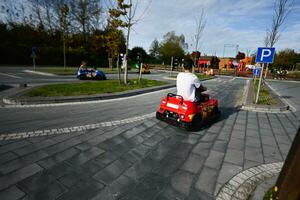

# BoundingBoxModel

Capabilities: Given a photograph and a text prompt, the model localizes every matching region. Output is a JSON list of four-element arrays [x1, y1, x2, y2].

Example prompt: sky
[[127, 0, 300, 57]]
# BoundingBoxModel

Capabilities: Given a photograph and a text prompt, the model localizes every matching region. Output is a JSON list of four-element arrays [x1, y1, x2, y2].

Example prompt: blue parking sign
[[256, 47, 275, 63], [253, 68, 260, 76]]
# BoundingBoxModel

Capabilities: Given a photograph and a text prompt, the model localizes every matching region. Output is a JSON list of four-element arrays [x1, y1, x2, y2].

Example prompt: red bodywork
[[156, 93, 219, 130]]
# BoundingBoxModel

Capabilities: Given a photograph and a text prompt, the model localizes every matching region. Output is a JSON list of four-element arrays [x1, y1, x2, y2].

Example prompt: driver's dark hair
[[183, 58, 194, 70]]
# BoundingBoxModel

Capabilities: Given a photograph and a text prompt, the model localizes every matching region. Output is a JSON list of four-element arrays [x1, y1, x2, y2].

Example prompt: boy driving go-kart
[[156, 58, 220, 130]]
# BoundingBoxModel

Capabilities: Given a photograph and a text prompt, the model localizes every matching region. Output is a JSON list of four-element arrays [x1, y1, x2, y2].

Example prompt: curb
[[3, 84, 175, 105], [216, 162, 283, 200], [241, 80, 289, 113]]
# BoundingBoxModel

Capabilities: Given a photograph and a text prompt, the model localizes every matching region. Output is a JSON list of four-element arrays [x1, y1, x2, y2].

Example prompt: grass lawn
[[170, 73, 214, 80], [35, 67, 129, 75], [196, 73, 215, 80], [253, 80, 278, 105], [263, 187, 273, 200], [24, 79, 167, 97]]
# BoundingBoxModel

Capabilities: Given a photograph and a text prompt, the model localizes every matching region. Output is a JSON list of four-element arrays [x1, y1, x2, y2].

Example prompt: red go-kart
[[156, 92, 220, 131]]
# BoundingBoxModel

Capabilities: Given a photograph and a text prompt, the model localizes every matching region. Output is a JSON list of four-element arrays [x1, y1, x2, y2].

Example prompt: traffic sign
[[256, 47, 275, 63], [253, 68, 260, 76]]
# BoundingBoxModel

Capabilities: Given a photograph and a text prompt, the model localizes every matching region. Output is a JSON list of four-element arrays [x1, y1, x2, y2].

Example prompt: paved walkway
[[0, 77, 299, 200], [0, 109, 298, 200]]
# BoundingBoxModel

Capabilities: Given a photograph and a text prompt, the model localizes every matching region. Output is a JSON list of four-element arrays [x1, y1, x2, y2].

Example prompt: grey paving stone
[[245, 146, 264, 163], [277, 143, 291, 158], [0, 140, 32, 154], [224, 148, 244, 166], [143, 134, 164, 147], [122, 126, 146, 139], [204, 150, 224, 170], [90, 187, 114, 200], [123, 144, 152, 163], [192, 142, 213, 157], [227, 137, 244, 151], [171, 170, 194, 195], [44, 137, 81, 156], [231, 130, 245, 140], [94, 151, 118, 167], [275, 135, 291, 145], [127, 173, 166, 200], [17, 170, 56, 193], [200, 132, 218, 142], [182, 134, 201, 145], [246, 129, 259, 137], [148, 137, 177, 162], [245, 136, 261, 148], [155, 185, 186, 200], [221, 125, 233, 132], [195, 167, 218, 194], [0, 151, 18, 165], [74, 142, 91, 151], [262, 145, 283, 162], [128, 135, 145, 146], [244, 160, 261, 169], [27, 180, 66, 200], [261, 135, 277, 147], [0, 186, 25, 200], [38, 148, 80, 169], [66, 147, 105, 166], [217, 131, 231, 141], [57, 179, 104, 200], [153, 155, 184, 177], [217, 162, 243, 184], [108, 175, 136, 199], [93, 159, 131, 185], [212, 140, 228, 153], [98, 136, 127, 150], [0, 150, 48, 175], [207, 126, 222, 134], [0, 163, 43, 190], [13, 139, 57, 156], [181, 153, 205, 174], [124, 158, 159, 181], [187, 188, 214, 200], [247, 123, 259, 130]]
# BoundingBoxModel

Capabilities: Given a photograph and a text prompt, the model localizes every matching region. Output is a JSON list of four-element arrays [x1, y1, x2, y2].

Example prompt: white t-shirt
[[176, 72, 201, 102]]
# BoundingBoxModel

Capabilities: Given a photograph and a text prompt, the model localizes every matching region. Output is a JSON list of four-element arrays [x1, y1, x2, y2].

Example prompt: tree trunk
[[63, 36, 66, 71], [108, 57, 113, 71], [124, 0, 132, 85]]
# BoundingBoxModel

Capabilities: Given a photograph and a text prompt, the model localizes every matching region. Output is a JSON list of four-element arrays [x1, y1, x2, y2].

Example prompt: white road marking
[[266, 82, 297, 112], [0, 72, 21, 79], [23, 70, 56, 76], [0, 112, 156, 141]]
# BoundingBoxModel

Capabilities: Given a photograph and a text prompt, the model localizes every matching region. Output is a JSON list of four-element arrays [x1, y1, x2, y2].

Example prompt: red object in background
[[156, 93, 220, 130], [192, 51, 201, 59], [198, 60, 209, 65]]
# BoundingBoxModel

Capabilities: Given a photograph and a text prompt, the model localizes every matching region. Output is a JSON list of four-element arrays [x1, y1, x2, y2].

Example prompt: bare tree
[[193, 8, 206, 53], [107, 0, 152, 84], [264, 0, 293, 78], [192, 8, 206, 72], [70, 0, 102, 46], [32, 0, 44, 29], [44, 1, 55, 33]]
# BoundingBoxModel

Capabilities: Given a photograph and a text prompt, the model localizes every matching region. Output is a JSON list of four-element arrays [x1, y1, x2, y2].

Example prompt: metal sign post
[[31, 52, 37, 71], [255, 63, 264, 104], [170, 56, 174, 77]]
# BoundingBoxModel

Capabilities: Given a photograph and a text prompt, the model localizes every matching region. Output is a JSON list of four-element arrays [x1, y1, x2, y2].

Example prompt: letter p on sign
[[256, 47, 275, 63]]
